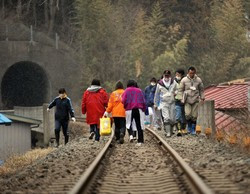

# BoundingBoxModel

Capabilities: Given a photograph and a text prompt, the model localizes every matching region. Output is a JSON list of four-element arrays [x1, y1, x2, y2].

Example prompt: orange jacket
[[106, 89, 126, 117]]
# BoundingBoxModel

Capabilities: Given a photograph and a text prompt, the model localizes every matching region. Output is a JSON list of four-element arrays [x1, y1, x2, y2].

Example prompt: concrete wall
[[0, 122, 31, 160], [14, 105, 55, 145], [197, 100, 216, 136], [14, 106, 44, 133], [0, 40, 81, 109]]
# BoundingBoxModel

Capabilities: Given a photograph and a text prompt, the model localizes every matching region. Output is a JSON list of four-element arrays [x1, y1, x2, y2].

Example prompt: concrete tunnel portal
[[1, 61, 50, 109]]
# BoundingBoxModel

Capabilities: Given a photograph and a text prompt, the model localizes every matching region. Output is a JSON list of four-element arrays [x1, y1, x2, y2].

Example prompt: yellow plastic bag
[[100, 117, 111, 136]]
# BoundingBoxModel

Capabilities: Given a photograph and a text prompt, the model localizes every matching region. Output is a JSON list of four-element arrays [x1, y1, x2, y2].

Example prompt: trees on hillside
[[199, 0, 250, 84], [1, 0, 249, 88], [0, 0, 76, 44]]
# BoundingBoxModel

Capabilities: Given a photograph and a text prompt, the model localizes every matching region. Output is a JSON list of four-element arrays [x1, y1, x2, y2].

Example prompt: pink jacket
[[122, 87, 146, 112]]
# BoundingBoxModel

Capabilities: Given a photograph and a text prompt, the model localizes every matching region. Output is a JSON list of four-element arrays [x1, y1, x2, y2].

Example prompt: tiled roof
[[205, 83, 249, 110], [215, 111, 245, 131]]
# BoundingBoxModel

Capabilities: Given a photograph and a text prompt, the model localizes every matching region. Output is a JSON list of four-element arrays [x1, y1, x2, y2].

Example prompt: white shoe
[[129, 135, 133, 142], [166, 133, 171, 137], [136, 143, 142, 146]]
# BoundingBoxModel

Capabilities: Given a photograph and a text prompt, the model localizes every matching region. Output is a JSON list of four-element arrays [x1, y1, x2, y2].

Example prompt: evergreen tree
[[202, 0, 250, 84], [147, 1, 167, 57], [152, 37, 188, 76], [129, 8, 153, 86], [75, 0, 114, 88]]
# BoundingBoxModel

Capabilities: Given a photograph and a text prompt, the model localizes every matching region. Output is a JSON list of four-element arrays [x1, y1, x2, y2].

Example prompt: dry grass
[[0, 148, 54, 176], [216, 127, 250, 151]]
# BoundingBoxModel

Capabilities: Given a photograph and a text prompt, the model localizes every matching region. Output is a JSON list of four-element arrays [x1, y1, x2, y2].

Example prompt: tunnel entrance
[[1, 61, 49, 108]]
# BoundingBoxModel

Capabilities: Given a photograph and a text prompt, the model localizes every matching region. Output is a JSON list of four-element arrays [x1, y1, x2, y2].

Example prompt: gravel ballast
[[0, 122, 109, 193], [156, 129, 250, 193], [1, 121, 249, 193]]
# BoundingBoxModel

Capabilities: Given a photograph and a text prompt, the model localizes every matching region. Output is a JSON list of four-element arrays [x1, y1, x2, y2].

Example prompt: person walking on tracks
[[47, 88, 76, 147], [122, 80, 146, 146], [153, 78, 164, 131], [103, 81, 126, 144], [179, 66, 205, 135], [174, 69, 187, 136], [144, 77, 157, 128], [154, 70, 177, 137], [82, 79, 109, 141]]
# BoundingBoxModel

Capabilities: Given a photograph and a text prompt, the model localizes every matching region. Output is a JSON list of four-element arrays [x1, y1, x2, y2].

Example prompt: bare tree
[[33, 0, 37, 26], [17, 0, 22, 19], [44, 0, 49, 28], [48, 0, 56, 35]]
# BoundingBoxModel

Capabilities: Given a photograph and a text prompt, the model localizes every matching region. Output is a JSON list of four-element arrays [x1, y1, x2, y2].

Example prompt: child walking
[[122, 80, 146, 146], [104, 81, 126, 144]]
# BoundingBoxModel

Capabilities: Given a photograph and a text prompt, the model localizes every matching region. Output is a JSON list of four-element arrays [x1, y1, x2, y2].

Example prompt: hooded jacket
[[106, 89, 126, 117], [82, 85, 109, 125], [154, 78, 177, 108], [179, 74, 205, 104]]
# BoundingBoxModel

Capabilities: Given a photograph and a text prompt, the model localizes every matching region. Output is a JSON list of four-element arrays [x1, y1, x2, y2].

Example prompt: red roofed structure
[[215, 111, 245, 131], [204, 78, 250, 132], [205, 84, 248, 110]]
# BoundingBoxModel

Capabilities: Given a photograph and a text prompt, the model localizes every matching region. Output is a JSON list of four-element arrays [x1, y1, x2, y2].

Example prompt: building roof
[[0, 113, 12, 125], [215, 111, 245, 131], [205, 81, 249, 110], [3, 113, 41, 125], [205, 78, 249, 132]]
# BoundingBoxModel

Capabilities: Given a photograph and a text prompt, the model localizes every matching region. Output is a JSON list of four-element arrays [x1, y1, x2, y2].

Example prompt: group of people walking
[[47, 66, 204, 147], [145, 67, 205, 137], [83, 79, 146, 146]]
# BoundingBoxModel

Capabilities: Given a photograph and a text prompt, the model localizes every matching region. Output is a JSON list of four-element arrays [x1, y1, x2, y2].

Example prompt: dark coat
[[48, 96, 75, 121], [144, 85, 156, 107]]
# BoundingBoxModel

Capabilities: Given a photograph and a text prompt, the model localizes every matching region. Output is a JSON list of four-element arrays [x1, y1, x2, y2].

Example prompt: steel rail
[[69, 126, 214, 194], [146, 127, 214, 194], [69, 129, 114, 194]]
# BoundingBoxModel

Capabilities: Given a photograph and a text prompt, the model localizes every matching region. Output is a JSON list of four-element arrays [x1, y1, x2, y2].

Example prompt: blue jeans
[[175, 104, 185, 123], [175, 104, 186, 130], [90, 124, 100, 141]]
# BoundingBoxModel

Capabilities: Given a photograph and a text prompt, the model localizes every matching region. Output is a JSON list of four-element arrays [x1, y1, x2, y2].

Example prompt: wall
[[14, 106, 44, 133], [196, 100, 216, 136], [14, 106, 55, 146], [0, 40, 81, 109], [0, 122, 31, 160]]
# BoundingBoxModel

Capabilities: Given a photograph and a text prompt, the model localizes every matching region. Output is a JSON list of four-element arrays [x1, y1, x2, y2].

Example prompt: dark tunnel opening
[[1, 61, 49, 108]]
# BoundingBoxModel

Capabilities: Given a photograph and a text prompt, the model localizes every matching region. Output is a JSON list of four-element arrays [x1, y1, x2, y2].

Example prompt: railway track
[[1, 121, 244, 194], [1, 117, 246, 193], [69, 128, 214, 194]]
